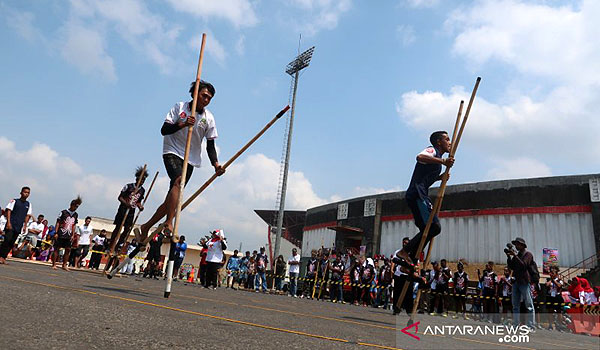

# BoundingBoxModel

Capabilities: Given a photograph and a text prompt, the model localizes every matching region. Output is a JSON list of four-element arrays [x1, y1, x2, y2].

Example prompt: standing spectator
[[26, 214, 44, 248], [329, 253, 345, 303], [392, 237, 414, 315], [89, 229, 107, 270], [74, 216, 93, 268], [288, 248, 301, 297], [479, 261, 498, 321], [506, 237, 536, 328], [0, 187, 32, 264], [304, 250, 318, 299], [377, 258, 392, 309], [46, 225, 56, 242], [205, 230, 227, 289], [145, 229, 165, 279], [497, 267, 514, 324], [350, 257, 363, 305], [254, 247, 268, 292], [545, 266, 565, 331], [226, 250, 241, 289], [51, 197, 81, 271], [40, 219, 49, 242], [172, 236, 187, 280], [120, 239, 139, 275], [453, 261, 469, 319], [198, 238, 208, 286], [0, 208, 7, 239], [433, 259, 451, 317], [361, 258, 375, 307], [239, 251, 250, 289], [274, 255, 286, 291], [316, 250, 330, 300]]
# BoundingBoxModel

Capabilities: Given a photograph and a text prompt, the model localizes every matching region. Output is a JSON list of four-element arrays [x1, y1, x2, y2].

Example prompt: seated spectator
[[12, 237, 34, 259], [36, 243, 52, 262], [568, 277, 597, 304]]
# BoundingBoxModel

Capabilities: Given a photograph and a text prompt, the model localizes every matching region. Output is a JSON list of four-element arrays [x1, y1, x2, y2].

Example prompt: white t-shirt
[[92, 235, 105, 247], [27, 221, 45, 239], [288, 254, 301, 274], [0, 215, 6, 231], [162, 102, 218, 167], [393, 249, 407, 277], [206, 239, 224, 263], [77, 225, 94, 245]]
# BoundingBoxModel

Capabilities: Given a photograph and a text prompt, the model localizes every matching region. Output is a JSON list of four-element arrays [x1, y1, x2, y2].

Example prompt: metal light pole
[[273, 46, 315, 266]]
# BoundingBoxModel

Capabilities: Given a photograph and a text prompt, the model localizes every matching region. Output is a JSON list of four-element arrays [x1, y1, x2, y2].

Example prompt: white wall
[[380, 212, 595, 267], [301, 227, 336, 258]]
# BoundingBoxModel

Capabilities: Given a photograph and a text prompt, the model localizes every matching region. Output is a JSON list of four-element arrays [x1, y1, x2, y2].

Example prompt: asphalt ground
[[0, 258, 599, 350]]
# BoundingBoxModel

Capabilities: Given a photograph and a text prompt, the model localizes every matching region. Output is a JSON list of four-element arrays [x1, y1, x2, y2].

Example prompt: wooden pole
[[142, 105, 290, 246], [395, 77, 481, 314], [165, 33, 207, 298]]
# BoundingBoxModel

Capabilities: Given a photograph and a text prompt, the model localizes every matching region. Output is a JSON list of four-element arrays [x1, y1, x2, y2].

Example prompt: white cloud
[[189, 33, 228, 67], [59, 21, 117, 81], [287, 0, 352, 36], [2, 6, 42, 42], [486, 157, 552, 181], [403, 0, 440, 8], [235, 35, 246, 55], [445, 0, 600, 85], [397, 0, 600, 175], [0, 137, 327, 249], [397, 24, 416, 46], [165, 0, 258, 27]]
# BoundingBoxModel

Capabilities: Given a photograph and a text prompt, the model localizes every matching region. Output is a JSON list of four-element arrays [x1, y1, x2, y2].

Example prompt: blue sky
[[1, 0, 598, 249]]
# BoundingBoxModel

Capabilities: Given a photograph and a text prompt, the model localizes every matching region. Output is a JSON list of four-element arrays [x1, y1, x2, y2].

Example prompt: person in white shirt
[[288, 248, 301, 297], [136, 81, 225, 247], [26, 214, 45, 247], [203, 230, 227, 289], [75, 216, 94, 268], [0, 208, 7, 234]]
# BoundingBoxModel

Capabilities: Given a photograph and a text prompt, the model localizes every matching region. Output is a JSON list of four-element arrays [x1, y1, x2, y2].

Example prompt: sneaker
[[429, 312, 437, 316], [442, 313, 448, 318]]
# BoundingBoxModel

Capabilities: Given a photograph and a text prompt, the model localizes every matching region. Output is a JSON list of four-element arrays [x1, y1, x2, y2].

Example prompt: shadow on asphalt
[[83, 285, 155, 298], [341, 315, 396, 326]]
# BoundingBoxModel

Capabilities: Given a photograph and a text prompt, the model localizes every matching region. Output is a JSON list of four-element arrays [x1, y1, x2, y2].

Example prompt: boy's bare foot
[[62, 266, 70, 271], [0, 257, 6, 264], [52, 266, 58, 270]]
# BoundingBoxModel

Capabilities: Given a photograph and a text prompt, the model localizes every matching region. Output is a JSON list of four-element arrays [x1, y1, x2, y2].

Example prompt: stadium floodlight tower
[[272, 46, 315, 266]]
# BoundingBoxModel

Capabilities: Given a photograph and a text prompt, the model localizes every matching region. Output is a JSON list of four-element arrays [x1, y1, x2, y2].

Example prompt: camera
[[504, 243, 516, 255]]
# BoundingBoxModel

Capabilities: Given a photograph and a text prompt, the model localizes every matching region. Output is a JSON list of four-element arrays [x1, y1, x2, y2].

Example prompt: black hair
[[402, 236, 410, 242], [71, 196, 83, 206], [21, 186, 30, 192], [38, 214, 44, 218], [429, 131, 448, 146], [135, 166, 149, 180], [85, 216, 92, 221], [180, 235, 186, 241], [440, 259, 447, 263], [189, 80, 215, 98]]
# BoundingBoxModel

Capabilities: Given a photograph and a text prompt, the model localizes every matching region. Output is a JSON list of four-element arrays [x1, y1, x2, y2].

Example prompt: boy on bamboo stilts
[[135, 81, 224, 245], [104, 166, 148, 271], [394, 131, 454, 275]]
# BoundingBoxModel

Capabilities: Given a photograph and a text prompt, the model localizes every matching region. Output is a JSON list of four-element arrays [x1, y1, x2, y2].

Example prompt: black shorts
[[114, 206, 135, 228], [54, 237, 72, 249], [163, 154, 194, 190], [147, 249, 161, 263]]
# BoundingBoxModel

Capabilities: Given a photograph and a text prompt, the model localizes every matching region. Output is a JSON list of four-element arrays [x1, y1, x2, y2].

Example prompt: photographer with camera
[[505, 237, 537, 329]]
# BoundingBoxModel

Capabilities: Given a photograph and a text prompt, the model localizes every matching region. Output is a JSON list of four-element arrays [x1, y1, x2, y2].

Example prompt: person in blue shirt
[[0, 187, 32, 264], [226, 250, 241, 289], [172, 235, 187, 281], [395, 131, 454, 273]]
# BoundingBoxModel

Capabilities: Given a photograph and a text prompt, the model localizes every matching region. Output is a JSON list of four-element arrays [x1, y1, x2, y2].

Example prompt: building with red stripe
[[300, 174, 600, 267]]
